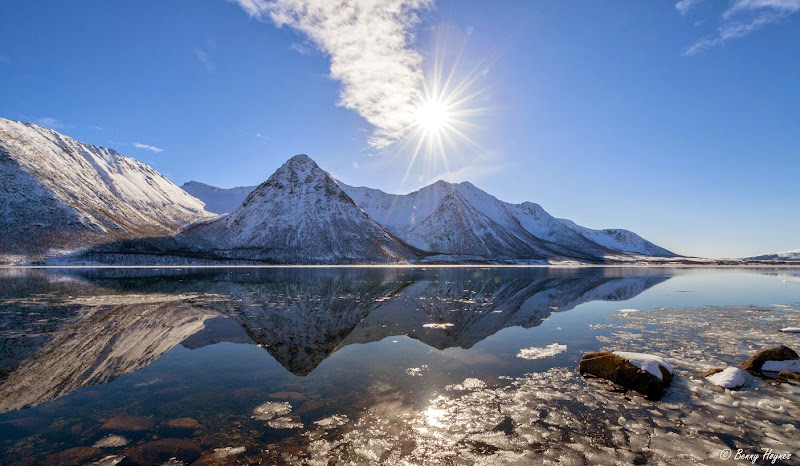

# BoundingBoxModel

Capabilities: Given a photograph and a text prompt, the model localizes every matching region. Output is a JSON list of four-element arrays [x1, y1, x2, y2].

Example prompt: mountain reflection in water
[[0, 267, 667, 413]]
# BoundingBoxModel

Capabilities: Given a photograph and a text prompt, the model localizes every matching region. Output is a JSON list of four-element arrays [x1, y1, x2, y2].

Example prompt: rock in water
[[740, 345, 799, 374], [100, 415, 154, 432], [579, 351, 673, 400], [121, 438, 202, 465], [164, 417, 200, 429], [44, 447, 103, 466], [704, 367, 746, 389]]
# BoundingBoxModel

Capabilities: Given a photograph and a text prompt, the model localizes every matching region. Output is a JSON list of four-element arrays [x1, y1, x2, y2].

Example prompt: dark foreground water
[[0, 267, 798, 465]]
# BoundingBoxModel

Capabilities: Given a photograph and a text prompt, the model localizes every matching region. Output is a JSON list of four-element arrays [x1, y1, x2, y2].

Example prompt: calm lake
[[0, 267, 798, 465]]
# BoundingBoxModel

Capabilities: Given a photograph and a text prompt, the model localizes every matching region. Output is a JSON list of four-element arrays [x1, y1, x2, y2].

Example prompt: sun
[[414, 97, 452, 134]]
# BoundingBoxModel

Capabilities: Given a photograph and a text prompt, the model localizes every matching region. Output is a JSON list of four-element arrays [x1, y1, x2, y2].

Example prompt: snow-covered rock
[[180, 181, 257, 214], [0, 118, 213, 263], [761, 360, 800, 372], [178, 155, 420, 263], [704, 367, 746, 389], [612, 351, 674, 380], [339, 179, 675, 262], [780, 327, 800, 333]]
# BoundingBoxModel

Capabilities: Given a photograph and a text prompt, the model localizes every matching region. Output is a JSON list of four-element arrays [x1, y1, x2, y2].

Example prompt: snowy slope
[[340, 180, 674, 261], [178, 155, 421, 263], [180, 180, 257, 214], [0, 118, 213, 263], [745, 249, 800, 261]]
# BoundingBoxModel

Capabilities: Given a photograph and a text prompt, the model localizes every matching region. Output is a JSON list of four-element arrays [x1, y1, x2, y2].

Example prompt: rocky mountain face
[[180, 181, 257, 214], [1, 118, 675, 264], [176, 155, 423, 263], [340, 180, 675, 262], [0, 118, 213, 264]]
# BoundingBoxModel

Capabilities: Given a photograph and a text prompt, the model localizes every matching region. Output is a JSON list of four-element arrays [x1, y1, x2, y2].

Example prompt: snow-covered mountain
[[177, 155, 422, 263], [0, 118, 213, 264], [339, 180, 674, 262], [744, 249, 800, 261], [180, 180, 257, 214]]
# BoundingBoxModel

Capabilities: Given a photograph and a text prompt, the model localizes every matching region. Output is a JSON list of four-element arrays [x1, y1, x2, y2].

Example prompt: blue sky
[[1, 1, 798, 258]]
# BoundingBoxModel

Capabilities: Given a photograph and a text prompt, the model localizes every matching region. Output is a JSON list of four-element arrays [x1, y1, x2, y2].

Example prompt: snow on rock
[[339, 179, 675, 262], [612, 352, 674, 380], [517, 343, 567, 360], [179, 155, 420, 264], [761, 360, 800, 372], [180, 181, 257, 214], [745, 249, 800, 261], [704, 367, 746, 389], [779, 327, 800, 333], [0, 118, 213, 263]]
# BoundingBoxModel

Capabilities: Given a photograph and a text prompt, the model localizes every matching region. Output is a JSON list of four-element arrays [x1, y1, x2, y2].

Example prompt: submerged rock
[[579, 351, 672, 400], [100, 415, 154, 432], [192, 446, 246, 466], [740, 345, 799, 374], [164, 417, 201, 429], [121, 438, 202, 465], [704, 367, 746, 389], [44, 447, 103, 466]]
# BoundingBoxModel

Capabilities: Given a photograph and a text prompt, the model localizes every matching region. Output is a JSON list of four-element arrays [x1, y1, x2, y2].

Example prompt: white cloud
[[256, 132, 271, 141], [352, 161, 360, 169], [33, 117, 69, 129], [231, 0, 432, 149], [675, 0, 704, 15], [133, 142, 165, 153], [680, 0, 800, 55]]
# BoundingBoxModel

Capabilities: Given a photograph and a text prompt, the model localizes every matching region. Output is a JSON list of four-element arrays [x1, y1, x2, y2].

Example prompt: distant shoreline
[[3, 263, 800, 269]]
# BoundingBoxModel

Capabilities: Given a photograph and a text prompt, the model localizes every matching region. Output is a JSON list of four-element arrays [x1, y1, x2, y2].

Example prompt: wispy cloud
[[675, 0, 704, 15], [194, 37, 217, 72], [33, 117, 69, 130], [133, 142, 165, 153], [679, 0, 800, 55], [0, 53, 8, 64], [231, 0, 432, 149]]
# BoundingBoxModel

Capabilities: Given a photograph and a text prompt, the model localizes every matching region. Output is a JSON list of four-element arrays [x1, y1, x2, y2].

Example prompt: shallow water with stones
[[0, 267, 798, 465]]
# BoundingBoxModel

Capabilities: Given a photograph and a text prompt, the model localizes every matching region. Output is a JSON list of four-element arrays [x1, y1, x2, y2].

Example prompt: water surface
[[0, 267, 798, 464]]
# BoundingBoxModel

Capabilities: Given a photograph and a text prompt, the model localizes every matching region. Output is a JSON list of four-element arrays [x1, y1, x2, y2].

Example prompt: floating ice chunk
[[213, 447, 246, 459], [779, 327, 800, 333], [705, 367, 746, 389], [93, 435, 129, 448], [268, 416, 303, 429], [446, 378, 487, 391], [253, 401, 292, 420], [517, 343, 567, 360], [314, 414, 349, 428], [613, 352, 673, 380], [761, 360, 800, 372]]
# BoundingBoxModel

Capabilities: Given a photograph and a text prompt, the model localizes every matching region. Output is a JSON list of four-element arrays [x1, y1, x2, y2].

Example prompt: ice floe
[[517, 343, 567, 360]]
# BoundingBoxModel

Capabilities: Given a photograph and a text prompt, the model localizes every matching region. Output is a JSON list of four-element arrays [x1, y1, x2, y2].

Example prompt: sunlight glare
[[415, 98, 452, 134]]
